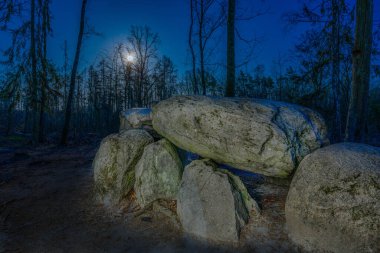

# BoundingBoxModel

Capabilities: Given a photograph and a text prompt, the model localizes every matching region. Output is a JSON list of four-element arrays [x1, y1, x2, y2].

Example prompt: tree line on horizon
[[0, 0, 379, 145]]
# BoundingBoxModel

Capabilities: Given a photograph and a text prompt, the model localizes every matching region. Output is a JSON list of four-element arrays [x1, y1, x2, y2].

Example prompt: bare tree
[[0, 0, 51, 140], [0, 0, 22, 29], [225, 0, 235, 97], [191, 0, 225, 95], [117, 44, 133, 109], [38, 0, 51, 143], [61, 0, 87, 145], [345, 0, 373, 142], [30, 0, 38, 142], [271, 53, 287, 101], [331, 0, 342, 141], [126, 26, 159, 107], [189, 0, 199, 94], [152, 56, 177, 100], [63, 40, 69, 103], [285, 0, 353, 142]]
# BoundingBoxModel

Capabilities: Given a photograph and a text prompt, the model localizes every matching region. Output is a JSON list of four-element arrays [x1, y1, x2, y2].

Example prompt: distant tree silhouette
[[188, 0, 199, 95], [30, 0, 38, 142], [345, 0, 373, 142], [189, 0, 225, 95], [225, 0, 235, 97], [285, 0, 354, 142], [61, 0, 87, 145]]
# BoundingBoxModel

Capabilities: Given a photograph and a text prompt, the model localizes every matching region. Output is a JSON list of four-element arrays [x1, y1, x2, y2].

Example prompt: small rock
[[120, 108, 152, 131]]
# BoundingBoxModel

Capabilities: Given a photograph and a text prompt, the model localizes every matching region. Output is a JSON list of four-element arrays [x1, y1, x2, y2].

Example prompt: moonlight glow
[[126, 54, 134, 62]]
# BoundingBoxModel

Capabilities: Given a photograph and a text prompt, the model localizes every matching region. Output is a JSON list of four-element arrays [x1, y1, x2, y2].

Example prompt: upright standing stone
[[134, 139, 183, 207], [93, 129, 153, 205], [177, 159, 260, 242]]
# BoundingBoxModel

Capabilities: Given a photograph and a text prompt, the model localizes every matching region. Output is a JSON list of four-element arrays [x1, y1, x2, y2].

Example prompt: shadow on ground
[[0, 143, 299, 253]]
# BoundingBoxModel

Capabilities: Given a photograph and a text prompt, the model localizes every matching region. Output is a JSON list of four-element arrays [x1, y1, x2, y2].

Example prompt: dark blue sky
[[49, 0, 309, 73], [1, 0, 379, 75]]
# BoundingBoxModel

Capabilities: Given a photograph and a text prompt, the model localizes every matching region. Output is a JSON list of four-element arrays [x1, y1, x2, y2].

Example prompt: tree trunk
[[331, 0, 342, 142], [345, 0, 373, 142], [38, 0, 49, 143], [23, 103, 29, 133], [189, 0, 199, 95], [200, 47, 206, 95], [127, 65, 133, 108], [30, 0, 38, 143], [225, 0, 235, 97], [199, 0, 206, 95], [6, 106, 13, 136], [60, 0, 87, 145], [63, 40, 68, 105]]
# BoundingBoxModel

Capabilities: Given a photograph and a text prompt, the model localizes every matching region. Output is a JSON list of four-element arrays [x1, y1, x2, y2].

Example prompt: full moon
[[126, 54, 134, 62]]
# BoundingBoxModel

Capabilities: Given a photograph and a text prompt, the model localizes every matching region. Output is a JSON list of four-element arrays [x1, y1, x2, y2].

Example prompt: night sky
[[49, 0, 311, 73], [1, 0, 379, 75]]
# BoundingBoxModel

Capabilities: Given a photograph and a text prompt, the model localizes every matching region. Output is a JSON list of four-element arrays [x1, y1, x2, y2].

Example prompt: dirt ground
[[0, 142, 300, 253]]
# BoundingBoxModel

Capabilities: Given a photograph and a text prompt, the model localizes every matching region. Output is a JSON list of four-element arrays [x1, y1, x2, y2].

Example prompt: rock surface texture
[[152, 96, 329, 178], [285, 143, 380, 253], [134, 139, 183, 207], [177, 159, 260, 242], [120, 108, 152, 131], [93, 130, 154, 205]]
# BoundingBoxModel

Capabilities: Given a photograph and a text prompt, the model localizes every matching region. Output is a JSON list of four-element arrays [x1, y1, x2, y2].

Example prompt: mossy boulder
[[152, 96, 329, 178], [285, 143, 380, 253], [177, 159, 260, 242], [93, 129, 154, 205], [134, 139, 183, 207]]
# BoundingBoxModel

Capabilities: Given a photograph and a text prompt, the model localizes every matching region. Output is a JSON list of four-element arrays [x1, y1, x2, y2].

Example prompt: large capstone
[[134, 139, 183, 208], [177, 159, 260, 242], [285, 143, 380, 253], [93, 129, 154, 205], [120, 108, 152, 131], [152, 96, 329, 178]]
